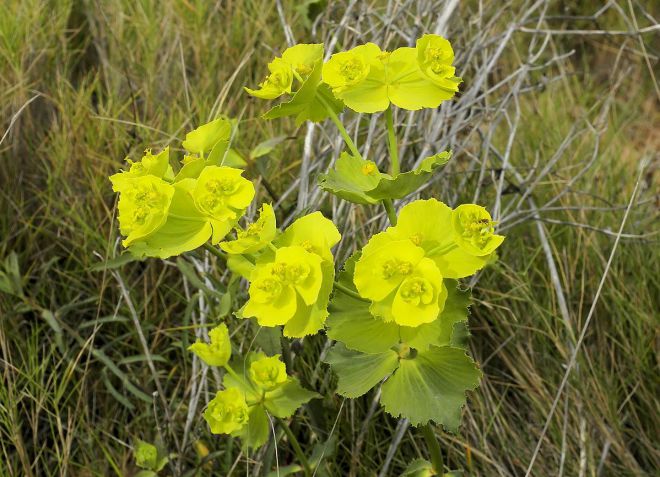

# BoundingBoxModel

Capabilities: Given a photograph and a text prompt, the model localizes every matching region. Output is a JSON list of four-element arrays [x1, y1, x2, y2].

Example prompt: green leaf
[[450, 321, 470, 350], [318, 151, 452, 205], [402, 458, 435, 476], [325, 254, 400, 353], [264, 378, 319, 418], [135, 471, 158, 477], [237, 404, 270, 449], [134, 439, 158, 470], [369, 151, 451, 201], [223, 148, 247, 168], [400, 281, 471, 350], [325, 343, 399, 398], [206, 139, 230, 166], [263, 60, 343, 126], [174, 157, 206, 182], [317, 152, 381, 205], [90, 253, 137, 272], [380, 346, 481, 430], [253, 323, 283, 356], [250, 135, 287, 159], [326, 259, 471, 354]]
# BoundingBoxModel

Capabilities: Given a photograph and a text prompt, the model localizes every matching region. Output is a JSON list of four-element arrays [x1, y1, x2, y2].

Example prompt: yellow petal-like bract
[[203, 387, 249, 435], [220, 203, 277, 254], [245, 57, 294, 100], [249, 354, 288, 391], [451, 204, 505, 256], [188, 323, 232, 367], [243, 212, 340, 337], [182, 118, 232, 155], [321, 35, 461, 113]]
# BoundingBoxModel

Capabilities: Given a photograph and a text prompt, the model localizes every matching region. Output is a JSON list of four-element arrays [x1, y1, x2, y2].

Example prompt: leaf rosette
[[318, 151, 451, 205]]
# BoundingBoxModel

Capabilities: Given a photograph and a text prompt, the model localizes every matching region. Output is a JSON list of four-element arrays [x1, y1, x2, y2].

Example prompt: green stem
[[421, 424, 444, 474], [318, 95, 362, 159], [383, 199, 397, 226], [202, 243, 227, 261], [333, 280, 368, 302], [277, 418, 312, 477], [281, 335, 293, 371], [385, 105, 400, 176]]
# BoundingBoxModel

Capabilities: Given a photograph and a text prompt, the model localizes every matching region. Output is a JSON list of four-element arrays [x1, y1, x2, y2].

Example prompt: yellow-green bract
[[321, 35, 461, 112], [353, 199, 505, 327], [188, 323, 232, 367], [240, 212, 341, 338], [203, 387, 249, 435]]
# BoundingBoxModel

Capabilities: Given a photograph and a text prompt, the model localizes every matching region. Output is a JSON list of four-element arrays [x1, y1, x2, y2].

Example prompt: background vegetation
[[0, 0, 658, 475]]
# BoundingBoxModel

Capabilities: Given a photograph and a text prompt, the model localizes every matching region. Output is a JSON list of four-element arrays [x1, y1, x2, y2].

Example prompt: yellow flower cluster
[[354, 199, 504, 327], [110, 119, 254, 258], [246, 34, 461, 114]]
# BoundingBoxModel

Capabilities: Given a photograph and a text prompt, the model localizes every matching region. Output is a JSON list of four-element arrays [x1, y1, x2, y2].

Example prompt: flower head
[[276, 211, 341, 262], [354, 234, 446, 327], [281, 43, 323, 79], [188, 323, 232, 367], [244, 245, 323, 327], [193, 166, 255, 223], [182, 118, 232, 155], [322, 43, 379, 93], [111, 175, 174, 247], [220, 203, 277, 254], [249, 354, 287, 391], [245, 57, 294, 100], [416, 34, 457, 87], [451, 204, 504, 256], [203, 387, 249, 435]]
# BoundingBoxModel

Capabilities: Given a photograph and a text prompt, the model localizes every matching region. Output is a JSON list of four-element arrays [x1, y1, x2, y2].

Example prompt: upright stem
[[277, 418, 312, 477], [385, 105, 400, 176], [202, 243, 227, 261], [319, 95, 362, 159], [421, 424, 444, 474], [383, 199, 397, 226]]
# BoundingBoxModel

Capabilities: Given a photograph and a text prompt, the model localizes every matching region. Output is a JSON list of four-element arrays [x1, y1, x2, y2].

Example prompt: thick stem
[[277, 418, 312, 477], [385, 105, 400, 176], [421, 424, 444, 474], [383, 199, 397, 226]]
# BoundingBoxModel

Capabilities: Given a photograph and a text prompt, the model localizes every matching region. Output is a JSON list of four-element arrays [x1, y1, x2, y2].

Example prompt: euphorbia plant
[[113, 34, 504, 476]]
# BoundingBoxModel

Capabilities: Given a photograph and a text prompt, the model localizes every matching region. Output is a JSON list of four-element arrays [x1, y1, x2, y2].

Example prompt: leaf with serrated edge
[[325, 343, 399, 398], [318, 151, 451, 205], [326, 254, 400, 353], [318, 152, 381, 205], [380, 345, 481, 430], [369, 151, 451, 201], [237, 404, 269, 449], [327, 258, 471, 354], [264, 378, 319, 418]]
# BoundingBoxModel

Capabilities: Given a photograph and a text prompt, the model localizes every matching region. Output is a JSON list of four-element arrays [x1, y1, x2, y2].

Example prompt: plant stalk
[[383, 199, 397, 226], [385, 105, 400, 175], [202, 243, 227, 261], [319, 95, 362, 159], [421, 424, 444, 474], [277, 418, 312, 477]]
